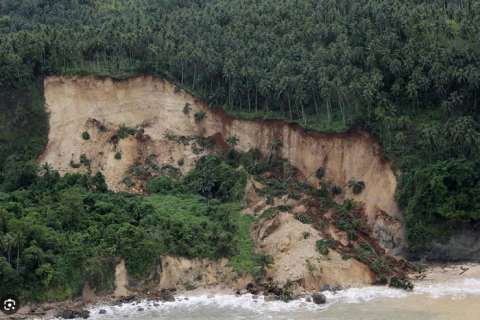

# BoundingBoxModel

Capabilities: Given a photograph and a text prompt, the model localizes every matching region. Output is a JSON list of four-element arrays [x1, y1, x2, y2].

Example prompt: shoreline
[[408, 261, 480, 285], [4, 262, 480, 320]]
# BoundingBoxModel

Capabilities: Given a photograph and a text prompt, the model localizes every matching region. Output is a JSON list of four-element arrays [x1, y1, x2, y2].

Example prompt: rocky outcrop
[[413, 225, 480, 261], [312, 292, 326, 304]]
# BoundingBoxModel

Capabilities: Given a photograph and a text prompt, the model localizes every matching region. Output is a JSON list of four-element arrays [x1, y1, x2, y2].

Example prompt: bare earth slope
[[39, 75, 406, 256]]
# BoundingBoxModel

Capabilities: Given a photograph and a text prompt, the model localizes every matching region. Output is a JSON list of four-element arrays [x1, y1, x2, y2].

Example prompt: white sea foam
[[39, 279, 480, 320], [412, 277, 480, 299]]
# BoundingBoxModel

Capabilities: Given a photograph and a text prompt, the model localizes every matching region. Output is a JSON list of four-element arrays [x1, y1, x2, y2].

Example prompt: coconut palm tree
[[13, 232, 26, 270], [331, 184, 343, 198], [2, 233, 15, 264], [226, 134, 239, 149], [348, 178, 366, 194]]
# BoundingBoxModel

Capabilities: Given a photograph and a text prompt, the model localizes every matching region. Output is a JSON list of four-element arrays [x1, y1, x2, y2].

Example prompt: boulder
[[56, 309, 90, 319], [78, 310, 91, 319], [272, 287, 283, 296], [312, 292, 326, 305], [321, 285, 330, 292], [138, 307, 144, 311], [164, 294, 175, 302], [99, 309, 107, 314], [306, 297, 312, 302]]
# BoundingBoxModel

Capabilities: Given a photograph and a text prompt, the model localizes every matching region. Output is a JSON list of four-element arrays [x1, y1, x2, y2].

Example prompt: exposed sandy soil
[[40, 75, 404, 254], [252, 212, 376, 290], [34, 75, 410, 299], [158, 256, 253, 290], [114, 259, 130, 297], [408, 262, 480, 284]]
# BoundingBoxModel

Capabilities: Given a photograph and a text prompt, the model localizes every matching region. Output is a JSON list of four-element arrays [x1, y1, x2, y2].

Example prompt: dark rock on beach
[[55, 309, 90, 319], [164, 294, 175, 302], [312, 292, 327, 304]]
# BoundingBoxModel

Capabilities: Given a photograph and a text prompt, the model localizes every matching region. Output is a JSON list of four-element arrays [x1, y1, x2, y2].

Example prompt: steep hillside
[[39, 75, 405, 256]]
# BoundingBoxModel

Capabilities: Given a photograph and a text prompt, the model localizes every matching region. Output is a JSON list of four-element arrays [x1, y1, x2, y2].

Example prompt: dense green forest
[[1, 0, 480, 300]]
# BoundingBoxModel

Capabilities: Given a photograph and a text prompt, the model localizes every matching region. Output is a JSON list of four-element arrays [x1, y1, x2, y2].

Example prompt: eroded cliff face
[[39, 75, 406, 259]]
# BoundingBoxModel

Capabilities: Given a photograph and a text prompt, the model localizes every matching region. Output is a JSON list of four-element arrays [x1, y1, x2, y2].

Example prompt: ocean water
[[54, 279, 480, 320]]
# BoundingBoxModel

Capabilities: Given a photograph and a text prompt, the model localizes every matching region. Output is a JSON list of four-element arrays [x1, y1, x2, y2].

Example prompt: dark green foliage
[[99, 125, 107, 132], [331, 184, 343, 197], [0, 0, 479, 274], [346, 229, 358, 241], [82, 131, 90, 140], [183, 281, 196, 291], [315, 167, 325, 180], [0, 157, 37, 192], [294, 214, 311, 224], [118, 124, 135, 139], [177, 158, 185, 166], [147, 176, 180, 195], [343, 198, 356, 212], [257, 208, 275, 220], [0, 81, 48, 189], [253, 254, 274, 279], [183, 154, 247, 202], [342, 253, 353, 261], [390, 277, 414, 291], [226, 135, 239, 148], [114, 152, 122, 160], [0, 168, 255, 301], [79, 154, 91, 167], [183, 103, 191, 115], [354, 242, 393, 278], [194, 111, 207, 123], [316, 239, 336, 256], [348, 178, 365, 194], [396, 158, 480, 252], [122, 177, 134, 189], [0, 147, 258, 302], [303, 232, 310, 239], [314, 220, 328, 231], [70, 160, 81, 169]]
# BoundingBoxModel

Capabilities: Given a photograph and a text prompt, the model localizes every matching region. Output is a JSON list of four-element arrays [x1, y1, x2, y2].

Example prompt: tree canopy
[[0, 0, 480, 273]]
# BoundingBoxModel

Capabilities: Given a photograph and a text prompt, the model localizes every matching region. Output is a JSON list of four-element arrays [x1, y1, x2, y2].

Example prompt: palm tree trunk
[[255, 83, 258, 112], [287, 93, 292, 119]]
